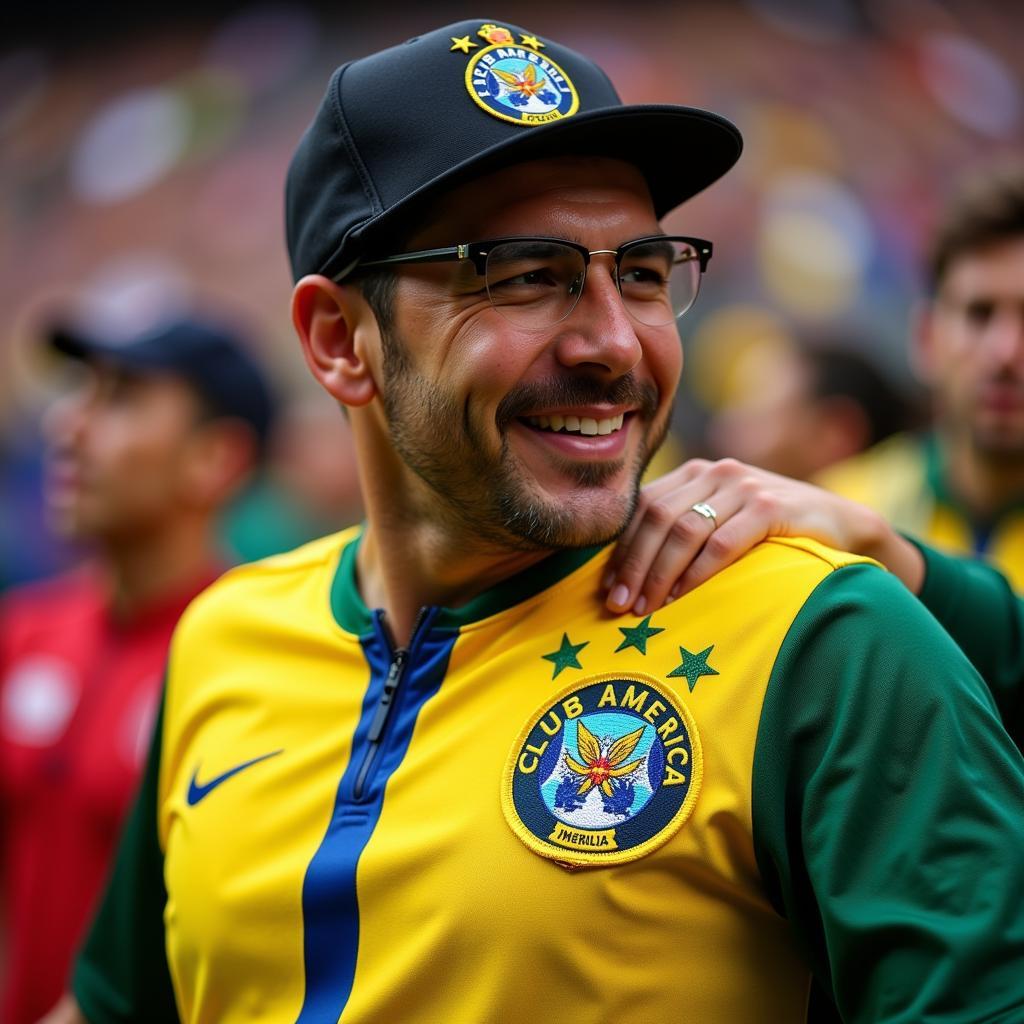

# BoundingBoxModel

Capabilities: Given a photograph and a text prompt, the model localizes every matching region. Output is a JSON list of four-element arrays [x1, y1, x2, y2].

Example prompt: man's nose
[[552, 259, 643, 376]]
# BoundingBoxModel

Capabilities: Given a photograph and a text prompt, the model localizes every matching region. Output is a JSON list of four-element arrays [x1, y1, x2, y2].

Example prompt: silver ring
[[690, 501, 718, 525]]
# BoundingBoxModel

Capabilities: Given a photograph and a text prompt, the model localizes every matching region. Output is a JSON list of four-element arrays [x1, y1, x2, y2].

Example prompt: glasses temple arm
[[359, 246, 465, 269]]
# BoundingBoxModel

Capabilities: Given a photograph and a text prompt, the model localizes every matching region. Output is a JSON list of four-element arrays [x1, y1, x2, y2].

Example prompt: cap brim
[[341, 104, 742, 272], [49, 328, 96, 360], [48, 328, 170, 371]]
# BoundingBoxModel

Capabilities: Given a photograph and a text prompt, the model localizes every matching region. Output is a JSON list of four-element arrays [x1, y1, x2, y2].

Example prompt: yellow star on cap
[[520, 34, 544, 49], [450, 35, 477, 53]]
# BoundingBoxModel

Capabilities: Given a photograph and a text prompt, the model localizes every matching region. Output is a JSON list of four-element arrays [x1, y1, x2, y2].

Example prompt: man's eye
[[964, 300, 995, 326], [492, 267, 558, 289], [620, 266, 667, 286], [104, 376, 146, 404]]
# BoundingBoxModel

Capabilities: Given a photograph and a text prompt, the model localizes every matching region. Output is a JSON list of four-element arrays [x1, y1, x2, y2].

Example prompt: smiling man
[[819, 164, 1024, 588], [65, 19, 1024, 1024]]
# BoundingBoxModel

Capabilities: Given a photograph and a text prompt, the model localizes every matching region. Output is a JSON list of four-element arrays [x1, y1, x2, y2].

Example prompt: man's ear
[[291, 275, 379, 407]]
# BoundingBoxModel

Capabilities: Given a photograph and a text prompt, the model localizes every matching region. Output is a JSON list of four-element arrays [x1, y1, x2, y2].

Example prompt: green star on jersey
[[615, 615, 664, 655], [668, 645, 720, 692], [541, 633, 588, 678]]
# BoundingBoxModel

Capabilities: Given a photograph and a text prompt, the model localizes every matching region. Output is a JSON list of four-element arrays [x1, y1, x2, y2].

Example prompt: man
[[708, 329, 916, 482], [66, 20, 1024, 1023], [819, 163, 1024, 588], [0, 317, 273, 1024]]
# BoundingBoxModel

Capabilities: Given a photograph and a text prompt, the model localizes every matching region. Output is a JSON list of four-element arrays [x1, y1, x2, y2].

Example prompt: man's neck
[[101, 518, 222, 622], [355, 515, 551, 647], [942, 432, 1024, 522]]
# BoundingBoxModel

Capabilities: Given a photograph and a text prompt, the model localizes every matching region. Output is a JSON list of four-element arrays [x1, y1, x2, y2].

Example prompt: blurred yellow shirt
[[817, 433, 1024, 591]]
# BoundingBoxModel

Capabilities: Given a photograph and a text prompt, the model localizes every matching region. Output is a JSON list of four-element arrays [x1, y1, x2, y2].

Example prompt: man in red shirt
[[0, 317, 274, 1024]]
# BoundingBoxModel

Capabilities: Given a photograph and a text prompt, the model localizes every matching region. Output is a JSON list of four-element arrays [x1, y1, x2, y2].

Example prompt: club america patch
[[502, 673, 702, 867], [456, 23, 579, 127]]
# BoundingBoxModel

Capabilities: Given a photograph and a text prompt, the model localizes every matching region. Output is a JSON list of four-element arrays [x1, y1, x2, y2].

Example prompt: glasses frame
[[346, 235, 714, 326]]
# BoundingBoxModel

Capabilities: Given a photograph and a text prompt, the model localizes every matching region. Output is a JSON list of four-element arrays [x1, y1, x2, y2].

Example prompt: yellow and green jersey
[[818, 433, 1024, 590], [74, 529, 1024, 1023]]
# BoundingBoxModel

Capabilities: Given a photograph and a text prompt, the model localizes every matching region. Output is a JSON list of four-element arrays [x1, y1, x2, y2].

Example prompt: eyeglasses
[[350, 235, 713, 329]]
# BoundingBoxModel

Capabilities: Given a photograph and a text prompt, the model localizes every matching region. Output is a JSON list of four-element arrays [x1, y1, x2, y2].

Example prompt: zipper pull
[[367, 649, 407, 743]]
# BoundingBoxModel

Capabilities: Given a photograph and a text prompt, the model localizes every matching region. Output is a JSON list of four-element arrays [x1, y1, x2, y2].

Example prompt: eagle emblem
[[458, 24, 580, 127], [503, 673, 702, 867]]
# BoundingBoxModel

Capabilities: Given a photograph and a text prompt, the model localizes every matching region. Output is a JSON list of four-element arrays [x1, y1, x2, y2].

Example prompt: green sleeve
[[912, 539, 1023, 744], [752, 564, 1024, 1023], [72, 692, 178, 1023]]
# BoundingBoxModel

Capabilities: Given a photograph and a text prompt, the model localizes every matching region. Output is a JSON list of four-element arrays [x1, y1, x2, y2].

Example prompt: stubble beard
[[944, 386, 1024, 467], [379, 326, 667, 551], [969, 422, 1024, 464]]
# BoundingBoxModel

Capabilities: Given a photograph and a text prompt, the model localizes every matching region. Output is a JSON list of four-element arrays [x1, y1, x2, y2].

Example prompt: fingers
[[604, 456, 894, 618], [609, 459, 708, 576], [606, 482, 741, 615], [604, 458, 762, 615], [628, 495, 733, 612], [667, 506, 772, 599]]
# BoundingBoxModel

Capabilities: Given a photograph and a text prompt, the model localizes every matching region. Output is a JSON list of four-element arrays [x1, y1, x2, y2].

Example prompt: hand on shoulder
[[604, 458, 925, 614]]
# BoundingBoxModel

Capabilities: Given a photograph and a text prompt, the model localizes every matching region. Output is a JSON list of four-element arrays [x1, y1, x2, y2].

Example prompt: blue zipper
[[351, 608, 430, 803]]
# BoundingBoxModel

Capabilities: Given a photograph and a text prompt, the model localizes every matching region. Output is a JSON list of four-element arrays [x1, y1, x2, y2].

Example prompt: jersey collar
[[330, 528, 604, 635]]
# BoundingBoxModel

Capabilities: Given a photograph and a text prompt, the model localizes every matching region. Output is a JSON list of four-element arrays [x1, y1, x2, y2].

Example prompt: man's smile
[[522, 412, 626, 435], [511, 409, 636, 460]]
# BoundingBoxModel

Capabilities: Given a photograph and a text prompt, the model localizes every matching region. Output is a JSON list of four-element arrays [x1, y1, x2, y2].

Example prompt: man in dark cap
[[63, 20, 1023, 1024], [0, 317, 273, 1024]]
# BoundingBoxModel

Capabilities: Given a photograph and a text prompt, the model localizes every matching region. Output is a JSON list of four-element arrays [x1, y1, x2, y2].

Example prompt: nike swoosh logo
[[186, 749, 283, 806]]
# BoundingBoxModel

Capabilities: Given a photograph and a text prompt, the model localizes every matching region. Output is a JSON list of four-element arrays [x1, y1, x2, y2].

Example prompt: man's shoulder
[[700, 534, 879, 599], [174, 528, 359, 639], [747, 535, 957, 668], [640, 535, 890, 669], [734, 535, 915, 619]]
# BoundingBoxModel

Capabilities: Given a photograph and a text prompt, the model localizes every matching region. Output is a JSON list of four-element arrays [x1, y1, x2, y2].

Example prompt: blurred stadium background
[[2, 0, 1022, 587]]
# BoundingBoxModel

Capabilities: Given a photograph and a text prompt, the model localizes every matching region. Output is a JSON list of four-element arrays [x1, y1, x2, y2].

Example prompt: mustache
[[495, 373, 659, 429]]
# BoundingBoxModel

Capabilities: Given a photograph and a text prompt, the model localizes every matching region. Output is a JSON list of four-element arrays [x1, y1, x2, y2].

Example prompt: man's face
[[709, 342, 821, 481], [370, 157, 684, 550], [920, 236, 1024, 460], [43, 362, 210, 543]]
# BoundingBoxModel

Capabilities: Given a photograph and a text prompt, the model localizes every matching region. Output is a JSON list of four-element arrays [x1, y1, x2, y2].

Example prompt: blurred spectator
[[708, 328, 918, 480], [0, 316, 274, 1024], [819, 162, 1024, 588]]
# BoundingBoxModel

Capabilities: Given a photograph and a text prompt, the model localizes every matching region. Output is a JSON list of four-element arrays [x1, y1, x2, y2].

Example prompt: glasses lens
[[484, 240, 585, 328], [618, 239, 703, 326]]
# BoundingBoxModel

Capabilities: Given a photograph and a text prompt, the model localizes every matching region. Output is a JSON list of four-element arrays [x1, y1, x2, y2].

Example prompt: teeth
[[525, 413, 625, 435]]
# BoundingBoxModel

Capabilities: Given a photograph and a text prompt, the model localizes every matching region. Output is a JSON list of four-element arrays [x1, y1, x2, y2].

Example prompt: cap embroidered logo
[[460, 23, 579, 127]]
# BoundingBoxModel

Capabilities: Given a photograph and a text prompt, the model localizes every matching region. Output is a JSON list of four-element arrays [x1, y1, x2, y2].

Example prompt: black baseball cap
[[286, 18, 742, 282], [48, 318, 276, 446]]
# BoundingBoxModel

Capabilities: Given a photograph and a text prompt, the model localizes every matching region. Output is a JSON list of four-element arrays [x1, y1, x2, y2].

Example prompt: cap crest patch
[[457, 24, 580, 127], [502, 673, 702, 867]]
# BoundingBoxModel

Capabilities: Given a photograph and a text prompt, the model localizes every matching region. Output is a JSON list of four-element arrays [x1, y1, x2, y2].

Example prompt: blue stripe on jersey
[[297, 608, 456, 1023]]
